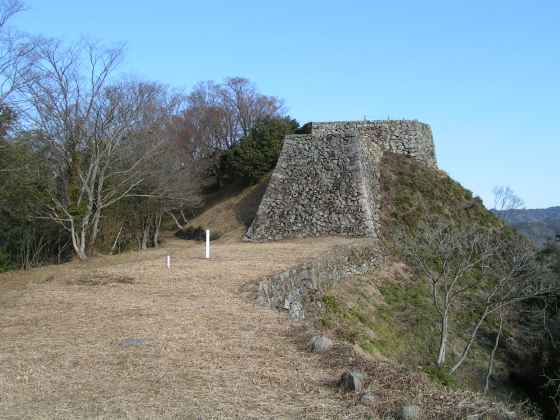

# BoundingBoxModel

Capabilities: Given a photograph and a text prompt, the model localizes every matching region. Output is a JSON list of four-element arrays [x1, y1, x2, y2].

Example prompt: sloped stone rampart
[[245, 120, 436, 241]]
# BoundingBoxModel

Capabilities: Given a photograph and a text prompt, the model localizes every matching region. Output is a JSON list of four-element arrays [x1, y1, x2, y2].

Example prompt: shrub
[[0, 248, 13, 272], [220, 116, 299, 185], [175, 226, 221, 241]]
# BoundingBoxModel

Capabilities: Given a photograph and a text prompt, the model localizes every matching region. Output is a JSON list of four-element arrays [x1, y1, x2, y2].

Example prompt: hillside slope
[[495, 207, 560, 246], [315, 153, 534, 414], [184, 180, 268, 241]]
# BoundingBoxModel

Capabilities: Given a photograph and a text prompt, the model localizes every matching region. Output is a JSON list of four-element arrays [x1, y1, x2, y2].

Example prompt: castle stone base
[[245, 120, 436, 241]]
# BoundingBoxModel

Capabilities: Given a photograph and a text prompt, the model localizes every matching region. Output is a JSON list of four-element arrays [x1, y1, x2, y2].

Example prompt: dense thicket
[[511, 244, 560, 419], [0, 135, 70, 270]]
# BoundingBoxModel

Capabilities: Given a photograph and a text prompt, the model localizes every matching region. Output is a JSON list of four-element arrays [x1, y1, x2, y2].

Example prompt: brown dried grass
[[187, 181, 268, 242], [0, 236, 375, 419], [0, 235, 533, 419], [291, 321, 534, 420]]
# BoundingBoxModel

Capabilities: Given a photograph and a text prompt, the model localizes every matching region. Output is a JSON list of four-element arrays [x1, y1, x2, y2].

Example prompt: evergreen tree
[[220, 116, 299, 185]]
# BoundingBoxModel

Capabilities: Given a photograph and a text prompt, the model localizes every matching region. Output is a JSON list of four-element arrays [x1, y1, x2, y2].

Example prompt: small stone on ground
[[308, 335, 333, 353], [120, 338, 145, 347], [360, 392, 376, 404], [338, 369, 365, 393]]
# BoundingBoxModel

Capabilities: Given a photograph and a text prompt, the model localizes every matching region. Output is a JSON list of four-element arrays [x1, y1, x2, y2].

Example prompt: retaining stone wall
[[255, 240, 382, 320]]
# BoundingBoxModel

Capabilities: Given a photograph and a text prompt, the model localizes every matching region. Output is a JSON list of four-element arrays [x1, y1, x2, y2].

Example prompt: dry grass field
[[0, 236, 374, 419]]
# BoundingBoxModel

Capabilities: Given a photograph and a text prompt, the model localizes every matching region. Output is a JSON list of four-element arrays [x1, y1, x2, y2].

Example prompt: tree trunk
[[450, 308, 490, 374], [111, 224, 124, 255], [69, 222, 88, 260], [167, 211, 184, 230], [141, 222, 150, 250], [180, 210, 190, 225], [89, 206, 102, 251], [57, 239, 62, 264], [73, 238, 87, 260], [484, 311, 504, 394], [153, 213, 162, 247], [214, 161, 223, 189], [80, 225, 88, 257], [437, 308, 449, 367]]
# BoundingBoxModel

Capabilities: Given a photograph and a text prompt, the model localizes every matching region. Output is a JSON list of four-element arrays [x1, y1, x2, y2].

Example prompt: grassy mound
[[319, 153, 526, 395], [379, 152, 501, 234], [182, 179, 268, 241]]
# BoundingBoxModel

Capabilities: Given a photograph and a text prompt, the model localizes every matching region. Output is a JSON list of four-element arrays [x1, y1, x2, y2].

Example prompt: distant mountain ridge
[[494, 206, 560, 246]]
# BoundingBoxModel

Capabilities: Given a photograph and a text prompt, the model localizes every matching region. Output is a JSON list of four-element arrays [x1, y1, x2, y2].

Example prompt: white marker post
[[205, 229, 210, 259], [166, 255, 171, 269]]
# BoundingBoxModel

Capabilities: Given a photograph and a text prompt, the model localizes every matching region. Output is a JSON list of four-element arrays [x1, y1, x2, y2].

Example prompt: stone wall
[[310, 120, 436, 167], [255, 240, 382, 320], [245, 120, 436, 241]]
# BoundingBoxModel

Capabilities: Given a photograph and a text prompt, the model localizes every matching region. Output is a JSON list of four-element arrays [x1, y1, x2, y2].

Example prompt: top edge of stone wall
[[311, 120, 431, 129], [293, 120, 432, 135]]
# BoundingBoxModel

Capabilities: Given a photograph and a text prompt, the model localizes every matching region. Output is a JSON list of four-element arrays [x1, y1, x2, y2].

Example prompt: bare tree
[[179, 81, 231, 157], [220, 77, 283, 138], [483, 308, 504, 393], [21, 40, 120, 259], [400, 216, 555, 379], [449, 234, 550, 374], [493, 186, 525, 211], [117, 81, 203, 249], [0, 4, 206, 263], [400, 220, 495, 367], [0, 0, 35, 107], [180, 77, 282, 152], [135, 143, 203, 248], [175, 77, 283, 187], [0, 0, 24, 28], [20, 40, 178, 259]]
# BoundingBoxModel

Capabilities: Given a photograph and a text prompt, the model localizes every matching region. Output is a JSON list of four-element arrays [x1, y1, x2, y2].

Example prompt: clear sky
[[13, 0, 559, 209]]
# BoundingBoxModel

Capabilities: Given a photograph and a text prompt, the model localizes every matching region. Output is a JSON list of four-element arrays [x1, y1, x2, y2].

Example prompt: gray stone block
[[308, 335, 333, 353], [288, 301, 304, 320]]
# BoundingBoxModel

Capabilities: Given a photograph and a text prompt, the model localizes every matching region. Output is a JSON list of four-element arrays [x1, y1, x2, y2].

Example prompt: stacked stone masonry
[[245, 120, 437, 241], [255, 240, 382, 320]]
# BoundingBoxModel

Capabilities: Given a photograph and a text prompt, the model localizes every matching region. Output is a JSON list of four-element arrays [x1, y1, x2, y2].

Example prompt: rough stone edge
[[244, 134, 311, 242], [255, 240, 383, 320], [353, 134, 380, 238]]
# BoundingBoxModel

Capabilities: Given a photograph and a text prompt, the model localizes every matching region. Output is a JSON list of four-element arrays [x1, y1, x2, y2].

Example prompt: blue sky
[[14, 1, 559, 208]]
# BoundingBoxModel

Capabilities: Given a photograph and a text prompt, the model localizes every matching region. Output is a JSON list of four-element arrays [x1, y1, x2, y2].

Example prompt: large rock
[[308, 335, 333, 353], [338, 370, 365, 393]]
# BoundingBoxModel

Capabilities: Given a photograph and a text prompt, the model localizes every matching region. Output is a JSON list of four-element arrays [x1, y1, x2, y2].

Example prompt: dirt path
[[0, 237, 370, 419]]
